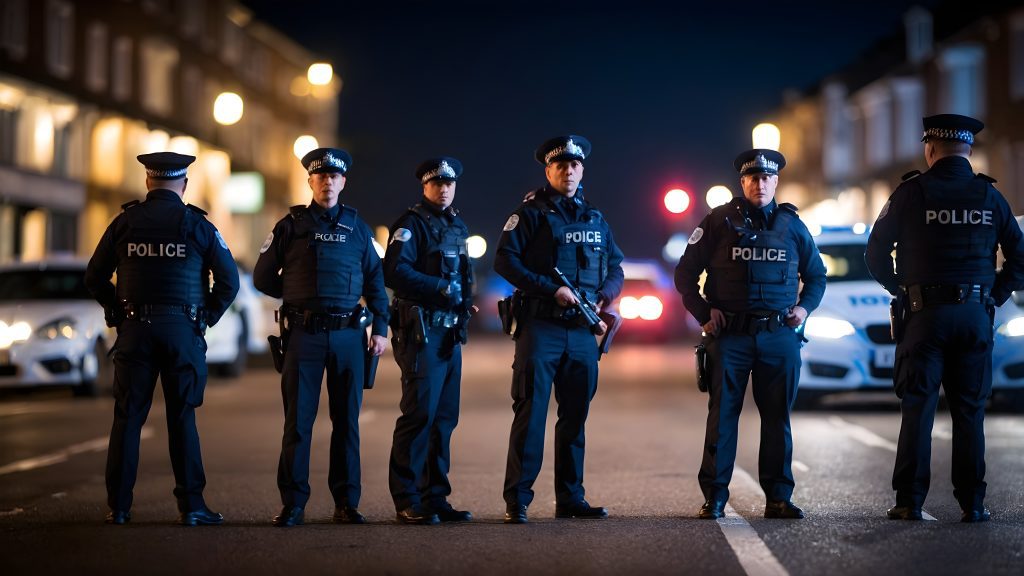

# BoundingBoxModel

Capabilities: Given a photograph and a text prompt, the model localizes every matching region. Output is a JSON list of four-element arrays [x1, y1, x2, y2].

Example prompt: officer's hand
[[595, 320, 608, 336], [703, 308, 725, 336], [785, 305, 808, 327], [369, 334, 388, 356], [554, 286, 578, 307]]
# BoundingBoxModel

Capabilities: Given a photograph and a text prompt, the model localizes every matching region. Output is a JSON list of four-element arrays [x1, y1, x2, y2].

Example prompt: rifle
[[552, 267, 604, 335]]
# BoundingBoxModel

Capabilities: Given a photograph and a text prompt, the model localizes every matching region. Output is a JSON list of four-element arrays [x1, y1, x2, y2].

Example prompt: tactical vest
[[707, 200, 800, 310], [281, 205, 364, 304], [899, 174, 1000, 287], [115, 200, 206, 306], [535, 198, 608, 293]]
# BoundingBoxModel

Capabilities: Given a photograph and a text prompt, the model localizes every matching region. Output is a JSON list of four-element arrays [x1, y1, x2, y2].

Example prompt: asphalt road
[[2, 336, 1023, 575]]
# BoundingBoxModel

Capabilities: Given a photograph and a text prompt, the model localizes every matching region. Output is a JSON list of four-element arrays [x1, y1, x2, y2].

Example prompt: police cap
[[301, 147, 351, 174], [921, 114, 984, 145], [535, 135, 591, 165], [734, 149, 786, 176], [137, 152, 195, 180], [415, 157, 463, 184]]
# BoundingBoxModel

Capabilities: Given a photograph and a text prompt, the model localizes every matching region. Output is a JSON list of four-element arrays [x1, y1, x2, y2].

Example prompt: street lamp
[[293, 135, 319, 159], [752, 123, 780, 150], [664, 188, 690, 214], [213, 92, 243, 125], [467, 235, 487, 258], [307, 63, 333, 86], [705, 185, 733, 208]]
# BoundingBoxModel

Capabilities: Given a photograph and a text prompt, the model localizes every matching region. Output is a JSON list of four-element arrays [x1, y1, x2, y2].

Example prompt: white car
[[204, 267, 268, 377], [0, 259, 113, 396], [797, 228, 1024, 410]]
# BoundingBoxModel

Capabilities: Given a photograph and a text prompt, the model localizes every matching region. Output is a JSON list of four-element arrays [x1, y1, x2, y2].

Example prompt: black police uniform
[[385, 157, 475, 523], [252, 148, 389, 522], [675, 149, 826, 518], [495, 136, 624, 520], [865, 115, 1024, 521], [85, 152, 239, 525]]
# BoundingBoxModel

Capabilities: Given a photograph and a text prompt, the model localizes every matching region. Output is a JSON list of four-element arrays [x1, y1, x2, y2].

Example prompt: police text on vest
[[731, 247, 787, 261], [925, 209, 992, 225], [314, 233, 347, 242], [564, 231, 602, 243], [128, 242, 186, 257]]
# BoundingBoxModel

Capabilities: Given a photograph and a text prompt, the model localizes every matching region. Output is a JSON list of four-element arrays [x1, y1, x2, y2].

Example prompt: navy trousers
[[893, 301, 992, 511], [700, 326, 801, 504], [504, 317, 599, 507], [106, 317, 209, 513], [277, 325, 364, 509], [389, 325, 462, 511]]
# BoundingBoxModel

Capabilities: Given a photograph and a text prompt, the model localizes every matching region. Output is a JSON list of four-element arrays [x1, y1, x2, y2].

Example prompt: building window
[[0, 108, 18, 164], [181, 65, 203, 129], [937, 44, 986, 117], [45, 0, 74, 79], [1012, 12, 1024, 101], [221, 19, 242, 66], [0, 0, 28, 61], [904, 7, 933, 65], [85, 22, 109, 93], [139, 39, 179, 117], [891, 77, 924, 161], [180, 0, 206, 39], [111, 36, 133, 102]]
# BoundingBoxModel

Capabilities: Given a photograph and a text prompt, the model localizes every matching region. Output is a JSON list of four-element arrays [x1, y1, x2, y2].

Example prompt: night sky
[[240, 0, 936, 261]]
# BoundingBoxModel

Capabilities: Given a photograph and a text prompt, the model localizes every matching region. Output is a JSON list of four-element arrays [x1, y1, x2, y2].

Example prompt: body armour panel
[[281, 205, 364, 304], [115, 203, 205, 305]]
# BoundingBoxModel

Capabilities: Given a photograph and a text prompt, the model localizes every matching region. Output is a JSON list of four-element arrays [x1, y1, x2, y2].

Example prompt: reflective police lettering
[[564, 230, 602, 243], [731, 247, 787, 261], [127, 242, 186, 257], [848, 295, 888, 306], [924, 209, 993, 225], [314, 232, 347, 242]]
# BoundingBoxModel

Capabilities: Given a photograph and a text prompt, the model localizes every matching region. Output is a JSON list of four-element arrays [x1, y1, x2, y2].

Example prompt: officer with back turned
[[495, 135, 625, 524], [675, 149, 826, 521], [85, 152, 239, 526], [384, 157, 475, 525], [253, 147, 390, 527], [866, 114, 1024, 523]]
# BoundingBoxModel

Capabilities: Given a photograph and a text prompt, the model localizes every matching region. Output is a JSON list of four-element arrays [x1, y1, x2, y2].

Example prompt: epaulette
[[120, 199, 140, 210], [340, 203, 358, 216], [186, 203, 207, 216], [523, 190, 537, 203], [777, 202, 799, 213], [288, 205, 306, 219], [901, 170, 921, 181], [976, 172, 997, 183]]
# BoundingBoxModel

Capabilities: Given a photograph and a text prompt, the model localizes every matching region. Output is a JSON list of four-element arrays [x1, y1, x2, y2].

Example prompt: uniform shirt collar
[[929, 155, 975, 178], [309, 202, 341, 222], [146, 189, 183, 202], [420, 196, 455, 219]]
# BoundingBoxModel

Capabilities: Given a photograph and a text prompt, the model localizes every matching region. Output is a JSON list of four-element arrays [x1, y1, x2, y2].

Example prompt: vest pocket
[[749, 260, 788, 284]]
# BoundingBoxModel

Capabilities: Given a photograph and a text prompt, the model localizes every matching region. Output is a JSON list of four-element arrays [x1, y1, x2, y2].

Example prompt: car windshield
[[0, 269, 92, 301], [818, 243, 873, 282]]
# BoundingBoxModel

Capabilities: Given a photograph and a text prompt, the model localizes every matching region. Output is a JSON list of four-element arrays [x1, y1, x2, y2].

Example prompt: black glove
[[104, 306, 123, 328]]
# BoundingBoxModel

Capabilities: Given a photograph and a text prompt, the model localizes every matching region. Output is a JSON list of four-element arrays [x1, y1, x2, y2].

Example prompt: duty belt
[[723, 310, 784, 335], [123, 303, 202, 322], [522, 295, 584, 323], [283, 306, 360, 333], [907, 284, 989, 307], [393, 299, 461, 329]]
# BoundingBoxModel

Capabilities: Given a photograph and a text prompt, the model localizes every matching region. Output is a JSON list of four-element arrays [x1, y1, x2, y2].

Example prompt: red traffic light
[[664, 189, 691, 214]]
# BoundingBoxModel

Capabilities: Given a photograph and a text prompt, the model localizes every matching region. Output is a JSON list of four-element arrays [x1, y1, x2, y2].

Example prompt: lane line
[[922, 511, 938, 521], [714, 466, 790, 576], [792, 460, 810, 473], [0, 427, 152, 476]]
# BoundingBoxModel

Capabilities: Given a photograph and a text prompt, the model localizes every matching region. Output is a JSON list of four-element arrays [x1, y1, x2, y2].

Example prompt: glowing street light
[[467, 235, 487, 258], [664, 188, 690, 214], [213, 92, 243, 125], [752, 123, 780, 150], [293, 135, 319, 159], [307, 63, 334, 86], [706, 185, 733, 208]]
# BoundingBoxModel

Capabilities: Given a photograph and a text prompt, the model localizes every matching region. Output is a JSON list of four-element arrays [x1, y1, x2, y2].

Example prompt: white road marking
[[712, 466, 790, 576], [922, 511, 938, 521], [828, 416, 898, 452], [792, 460, 810, 473], [0, 428, 153, 476], [0, 404, 62, 417], [358, 410, 375, 423], [0, 507, 24, 517]]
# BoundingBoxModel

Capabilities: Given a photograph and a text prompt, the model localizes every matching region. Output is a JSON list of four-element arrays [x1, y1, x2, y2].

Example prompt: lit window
[[140, 39, 179, 117]]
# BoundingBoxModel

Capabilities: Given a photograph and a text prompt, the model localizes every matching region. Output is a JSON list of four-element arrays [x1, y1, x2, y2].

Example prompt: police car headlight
[[619, 296, 641, 320], [804, 316, 856, 339], [36, 318, 76, 340], [0, 320, 32, 348], [997, 317, 1024, 338]]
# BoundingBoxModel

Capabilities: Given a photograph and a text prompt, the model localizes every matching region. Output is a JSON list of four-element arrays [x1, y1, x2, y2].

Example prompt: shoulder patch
[[391, 228, 412, 244], [214, 230, 229, 250], [121, 199, 140, 211], [259, 231, 274, 254], [186, 203, 208, 216], [877, 199, 891, 220], [503, 214, 520, 232], [976, 172, 997, 183], [901, 170, 921, 181], [288, 205, 306, 219], [688, 227, 704, 245]]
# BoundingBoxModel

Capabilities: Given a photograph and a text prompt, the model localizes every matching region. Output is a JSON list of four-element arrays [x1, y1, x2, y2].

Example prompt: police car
[[797, 227, 1024, 410]]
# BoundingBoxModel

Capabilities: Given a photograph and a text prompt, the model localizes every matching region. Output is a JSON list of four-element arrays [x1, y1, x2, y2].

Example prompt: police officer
[[384, 157, 475, 525], [253, 147, 390, 527], [495, 135, 624, 524], [675, 149, 826, 521], [85, 152, 239, 526], [866, 114, 1024, 523]]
